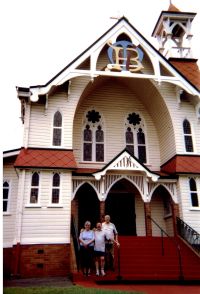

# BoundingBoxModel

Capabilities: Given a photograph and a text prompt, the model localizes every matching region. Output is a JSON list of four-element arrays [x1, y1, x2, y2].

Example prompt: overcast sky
[[1, 0, 200, 151]]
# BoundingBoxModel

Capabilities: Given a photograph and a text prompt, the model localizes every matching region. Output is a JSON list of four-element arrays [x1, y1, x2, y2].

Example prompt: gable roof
[[14, 148, 77, 169], [17, 16, 199, 101], [93, 148, 159, 182]]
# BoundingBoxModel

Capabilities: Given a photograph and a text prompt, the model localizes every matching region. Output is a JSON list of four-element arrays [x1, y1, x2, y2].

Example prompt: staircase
[[72, 236, 200, 283], [116, 236, 200, 281]]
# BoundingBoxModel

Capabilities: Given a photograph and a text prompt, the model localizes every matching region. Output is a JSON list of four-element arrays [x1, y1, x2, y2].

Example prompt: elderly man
[[102, 215, 120, 270]]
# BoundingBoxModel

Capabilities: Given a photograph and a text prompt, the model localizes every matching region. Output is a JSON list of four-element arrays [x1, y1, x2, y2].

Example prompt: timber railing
[[176, 217, 200, 255], [71, 215, 80, 271], [148, 216, 184, 280]]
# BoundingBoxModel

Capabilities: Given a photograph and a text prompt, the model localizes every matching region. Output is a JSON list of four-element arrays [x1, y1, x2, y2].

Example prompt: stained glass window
[[52, 173, 60, 204], [183, 119, 193, 152], [137, 128, 146, 163], [83, 111, 104, 162], [83, 125, 92, 161], [125, 115, 147, 163], [30, 172, 39, 203], [189, 178, 199, 207], [53, 111, 62, 146], [126, 127, 134, 155], [3, 181, 9, 212]]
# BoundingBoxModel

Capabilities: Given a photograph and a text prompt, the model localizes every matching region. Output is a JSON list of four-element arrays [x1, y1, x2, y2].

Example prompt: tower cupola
[[152, 3, 196, 59]]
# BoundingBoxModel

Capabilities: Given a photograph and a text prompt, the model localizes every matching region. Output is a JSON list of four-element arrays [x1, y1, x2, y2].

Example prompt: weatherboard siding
[[20, 170, 72, 244], [73, 77, 161, 170], [3, 163, 18, 247], [28, 76, 90, 149], [178, 176, 200, 234]]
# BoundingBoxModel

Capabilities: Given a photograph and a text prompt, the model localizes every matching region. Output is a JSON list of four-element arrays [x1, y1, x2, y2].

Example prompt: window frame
[[183, 119, 194, 153], [51, 172, 61, 205], [125, 114, 147, 164], [52, 110, 63, 147], [3, 180, 10, 214], [189, 178, 199, 208], [29, 171, 41, 206], [82, 110, 105, 163]]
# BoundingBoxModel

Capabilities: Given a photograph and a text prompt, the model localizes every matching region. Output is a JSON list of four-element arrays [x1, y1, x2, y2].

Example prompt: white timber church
[[3, 3, 200, 280]]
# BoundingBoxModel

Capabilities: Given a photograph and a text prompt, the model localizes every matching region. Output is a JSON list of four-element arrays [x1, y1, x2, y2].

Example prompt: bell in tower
[[152, 2, 196, 59]]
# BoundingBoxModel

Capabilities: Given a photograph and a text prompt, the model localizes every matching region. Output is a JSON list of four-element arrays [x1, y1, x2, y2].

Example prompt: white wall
[[3, 162, 18, 247], [20, 170, 72, 244]]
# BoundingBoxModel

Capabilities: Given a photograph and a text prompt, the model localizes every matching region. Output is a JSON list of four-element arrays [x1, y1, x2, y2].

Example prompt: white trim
[[28, 171, 42, 206], [25, 204, 42, 208], [3, 242, 13, 248], [3, 179, 11, 213], [124, 112, 148, 164], [189, 207, 200, 211], [3, 149, 20, 158], [51, 110, 63, 148], [15, 170, 26, 243], [93, 150, 159, 182], [28, 19, 200, 101], [20, 237, 70, 245], [82, 108, 105, 163], [49, 172, 62, 205], [182, 118, 195, 153]]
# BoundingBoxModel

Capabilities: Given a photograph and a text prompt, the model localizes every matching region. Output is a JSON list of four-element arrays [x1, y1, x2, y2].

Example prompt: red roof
[[168, 4, 180, 12], [14, 148, 77, 169], [169, 59, 200, 90], [161, 155, 200, 174]]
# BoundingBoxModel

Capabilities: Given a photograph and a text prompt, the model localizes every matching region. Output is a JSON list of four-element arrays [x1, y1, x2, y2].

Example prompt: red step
[[72, 236, 200, 283]]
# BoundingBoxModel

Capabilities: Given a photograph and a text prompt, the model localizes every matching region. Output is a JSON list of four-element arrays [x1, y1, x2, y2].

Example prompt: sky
[[1, 0, 200, 152]]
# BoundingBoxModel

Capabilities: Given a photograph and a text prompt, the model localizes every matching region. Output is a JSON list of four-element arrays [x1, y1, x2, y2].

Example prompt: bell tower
[[152, 3, 196, 59]]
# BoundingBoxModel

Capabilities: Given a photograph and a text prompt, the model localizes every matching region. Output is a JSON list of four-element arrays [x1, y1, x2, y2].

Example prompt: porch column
[[100, 201, 105, 222], [171, 202, 180, 236], [144, 202, 152, 236]]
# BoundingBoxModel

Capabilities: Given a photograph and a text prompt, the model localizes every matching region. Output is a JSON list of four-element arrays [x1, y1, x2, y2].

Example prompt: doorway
[[105, 179, 136, 236], [75, 183, 100, 231]]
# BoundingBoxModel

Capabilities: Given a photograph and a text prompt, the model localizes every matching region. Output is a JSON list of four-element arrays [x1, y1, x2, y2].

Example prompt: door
[[105, 179, 136, 235]]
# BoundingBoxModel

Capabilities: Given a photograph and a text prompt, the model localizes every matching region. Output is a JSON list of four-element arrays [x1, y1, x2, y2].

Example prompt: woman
[[79, 221, 94, 276], [94, 222, 106, 276]]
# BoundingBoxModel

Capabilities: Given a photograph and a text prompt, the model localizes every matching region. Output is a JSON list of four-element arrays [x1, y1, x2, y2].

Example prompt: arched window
[[126, 127, 134, 155], [96, 125, 104, 162], [52, 173, 60, 204], [30, 172, 39, 203], [83, 125, 92, 161], [3, 181, 9, 212], [189, 178, 199, 207], [83, 110, 104, 162], [183, 119, 193, 152], [53, 111, 62, 146], [125, 113, 147, 163]]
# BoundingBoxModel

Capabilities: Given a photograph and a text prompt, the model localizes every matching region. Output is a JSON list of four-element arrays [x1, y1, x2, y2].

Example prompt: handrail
[[148, 216, 184, 280], [71, 215, 80, 271], [176, 217, 200, 255], [116, 245, 122, 280]]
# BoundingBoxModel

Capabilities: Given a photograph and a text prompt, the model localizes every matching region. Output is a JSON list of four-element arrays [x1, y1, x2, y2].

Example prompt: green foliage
[[4, 285, 143, 294]]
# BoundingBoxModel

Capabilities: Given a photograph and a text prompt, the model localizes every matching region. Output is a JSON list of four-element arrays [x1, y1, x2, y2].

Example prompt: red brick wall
[[4, 244, 71, 278], [3, 248, 12, 279]]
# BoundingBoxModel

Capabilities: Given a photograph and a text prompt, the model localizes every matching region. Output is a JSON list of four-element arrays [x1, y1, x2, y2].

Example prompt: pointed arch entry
[[72, 183, 100, 231], [105, 178, 138, 236]]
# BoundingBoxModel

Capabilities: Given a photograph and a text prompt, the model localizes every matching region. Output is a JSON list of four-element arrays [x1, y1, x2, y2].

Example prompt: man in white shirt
[[102, 215, 120, 270]]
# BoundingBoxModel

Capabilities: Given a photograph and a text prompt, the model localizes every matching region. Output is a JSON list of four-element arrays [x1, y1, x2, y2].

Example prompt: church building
[[3, 3, 200, 281]]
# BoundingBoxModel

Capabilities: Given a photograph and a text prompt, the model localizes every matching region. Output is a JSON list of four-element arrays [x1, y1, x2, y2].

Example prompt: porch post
[[144, 202, 152, 236], [171, 202, 180, 236], [100, 201, 105, 222]]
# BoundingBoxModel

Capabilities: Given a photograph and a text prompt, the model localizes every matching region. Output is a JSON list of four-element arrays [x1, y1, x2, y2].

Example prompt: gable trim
[[93, 148, 159, 182]]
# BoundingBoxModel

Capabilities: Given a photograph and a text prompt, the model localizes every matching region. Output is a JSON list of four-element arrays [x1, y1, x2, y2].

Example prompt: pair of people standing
[[79, 215, 120, 276]]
